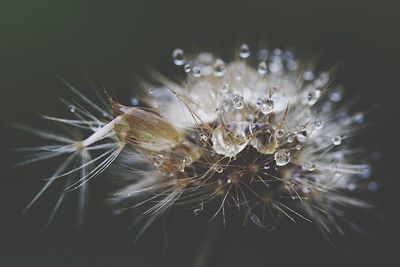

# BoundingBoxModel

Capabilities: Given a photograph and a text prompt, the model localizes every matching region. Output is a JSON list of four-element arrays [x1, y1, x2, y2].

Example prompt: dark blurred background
[[0, 0, 399, 266]]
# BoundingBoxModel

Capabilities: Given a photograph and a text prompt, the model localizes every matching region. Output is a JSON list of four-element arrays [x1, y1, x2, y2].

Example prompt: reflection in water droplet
[[172, 48, 185, 66], [274, 149, 291, 166]]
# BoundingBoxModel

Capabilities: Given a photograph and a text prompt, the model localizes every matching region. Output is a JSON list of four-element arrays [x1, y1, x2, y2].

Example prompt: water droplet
[[214, 165, 224, 173], [332, 136, 342, 146], [181, 156, 192, 165], [314, 120, 323, 130], [232, 95, 244, 109], [172, 48, 185, 66], [334, 169, 342, 177], [148, 88, 154, 94], [275, 129, 285, 138], [211, 123, 248, 157], [296, 131, 307, 142], [69, 105, 76, 113], [264, 164, 271, 170], [303, 71, 314, 81], [258, 61, 267, 75], [368, 182, 379, 192], [302, 161, 316, 171], [184, 64, 192, 73], [329, 88, 342, 102], [274, 149, 291, 166], [287, 135, 295, 143], [295, 144, 301, 150], [353, 112, 365, 124], [306, 89, 321, 105], [131, 98, 139, 106], [214, 59, 225, 77], [260, 98, 274, 114], [239, 44, 250, 59], [192, 66, 202, 77], [347, 183, 357, 191], [199, 132, 208, 142]]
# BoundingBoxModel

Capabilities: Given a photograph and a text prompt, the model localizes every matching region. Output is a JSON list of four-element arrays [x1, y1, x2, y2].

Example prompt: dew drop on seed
[[69, 105, 76, 113], [274, 150, 291, 166], [239, 44, 250, 59], [214, 59, 225, 77], [287, 135, 295, 143], [214, 165, 224, 173], [184, 64, 192, 73], [131, 98, 139, 106], [329, 88, 342, 102], [199, 132, 208, 142], [192, 66, 202, 77], [232, 95, 244, 109], [264, 163, 271, 170], [368, 182, 379, 192], [353, 112, 365, 124], [296, 132, 307, 142], [181, 156, 192, 165], [302, 161, 316, 171], [258, 61, 267, 75], [314, 120, 323, 130], [172, 48, 185, 66], [303, 71, 314, 81], [307, 90, 321, 105], [275, 129, 285, 138], [332, 136, 342, 146], [260, 98, 274, 114], [295, 144, 301, 150]]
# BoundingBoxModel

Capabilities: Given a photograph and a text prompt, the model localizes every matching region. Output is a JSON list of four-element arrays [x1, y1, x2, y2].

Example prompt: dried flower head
[[20, 45, 376, 236]]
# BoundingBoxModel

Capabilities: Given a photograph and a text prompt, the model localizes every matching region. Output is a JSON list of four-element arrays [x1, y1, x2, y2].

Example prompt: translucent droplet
[[258, 61, 267, 75], [302, 161, 316, 171], [192, 66, 202, 77], [332, 136, 342, 146], [184, 64, 192, 73], [148, 88, 154, 94], [214, 165, 224, 173], [353, 112, 365, 124], [368, 182, 379, 192], [303, 71, 314, 81], [69, 105, 76, 113], [131, 98, 139, 106], [275, 129, 285, 138], [260, 98, 274, 114], [287, 135, 295, 143], [221, 82, 229, 93], [334, 169, 342, 177], [211, 124, 248, 157], [314, 120, 323, 130], [295, 144, 301, 150], [181, 156, 192, 165], [296, 131, 307, 142], [199, 132, 208, 142], [347, 183, 357, 191], [274, 149, 291, 166], [239, 44, 250, 59], [306, 89, 321, 105], [314, 72, 329, 88], [232, 95, 244, 110], [263, 164, 271, 170], [329, 88, 342, 102], [172, 48, 185, 66], [214, 59, 225, 77]]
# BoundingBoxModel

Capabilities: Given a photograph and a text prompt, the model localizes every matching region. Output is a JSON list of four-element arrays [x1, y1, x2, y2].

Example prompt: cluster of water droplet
[[114, 44, 375, 233]]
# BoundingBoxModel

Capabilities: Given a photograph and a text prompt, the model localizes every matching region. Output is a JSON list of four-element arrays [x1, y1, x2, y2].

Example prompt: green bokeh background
[[0, 0, 398, 266]]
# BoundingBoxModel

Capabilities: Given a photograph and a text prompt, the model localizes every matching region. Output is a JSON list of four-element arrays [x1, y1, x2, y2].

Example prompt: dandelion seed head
[[21, 44, 376, 237]]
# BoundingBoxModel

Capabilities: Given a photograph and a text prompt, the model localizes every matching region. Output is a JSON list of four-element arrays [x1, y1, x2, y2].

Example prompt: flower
[[21, 45, 375, 236]]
